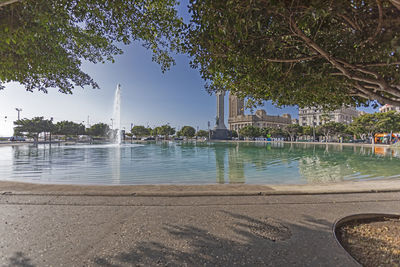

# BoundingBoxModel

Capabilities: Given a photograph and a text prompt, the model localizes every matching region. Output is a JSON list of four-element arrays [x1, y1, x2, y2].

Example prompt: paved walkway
[[0, 190, 399, 266]]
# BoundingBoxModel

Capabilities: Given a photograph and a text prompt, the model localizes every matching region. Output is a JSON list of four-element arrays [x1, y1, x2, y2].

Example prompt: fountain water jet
[[112, 84, 122, 145]]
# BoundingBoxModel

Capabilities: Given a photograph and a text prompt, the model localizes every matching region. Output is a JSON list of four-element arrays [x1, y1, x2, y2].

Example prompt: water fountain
[[112, 84, 122, 144]]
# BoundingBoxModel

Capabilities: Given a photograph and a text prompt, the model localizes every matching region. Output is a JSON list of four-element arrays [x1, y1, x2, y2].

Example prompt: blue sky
[[0, 1, 377, 137], [0, 45, 302, 136]]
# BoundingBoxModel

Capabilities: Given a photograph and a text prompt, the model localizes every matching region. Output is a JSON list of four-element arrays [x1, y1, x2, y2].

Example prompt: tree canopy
[[131, 125, 151, 137], [284, 124, 303, 141], [156, 124, 175, 138], [178, 126, 196, 138], [317, 122, 346, 141], [54, 121, 85, 135], [239, 125, 261, 139], [196, 129, 208, 138], [348, 111, 400, 140], [13, 116, 54, 142], [0, 0, 184, 93], [349, 112, 383, 139], [187, 0, 400, 108], [375, 110, 400, 133], [86, 123, 109, 137]]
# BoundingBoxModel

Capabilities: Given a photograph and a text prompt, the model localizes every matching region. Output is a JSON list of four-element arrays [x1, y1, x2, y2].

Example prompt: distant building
[[228, 94, 292, 132], [298, 106, 360, 127], [379, 104, 400, 113]]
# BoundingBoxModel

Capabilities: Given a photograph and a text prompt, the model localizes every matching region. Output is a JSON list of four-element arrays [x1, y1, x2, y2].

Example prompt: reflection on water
[[228, 143, 245, 184], [0, 142, 399, 185]]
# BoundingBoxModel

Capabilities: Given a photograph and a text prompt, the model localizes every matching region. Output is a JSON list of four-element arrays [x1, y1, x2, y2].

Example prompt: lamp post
[[130, 123, 133, 143], [312, 116, 316, 142], [208, 121, 211, 140], [49, 117, 53, 146]]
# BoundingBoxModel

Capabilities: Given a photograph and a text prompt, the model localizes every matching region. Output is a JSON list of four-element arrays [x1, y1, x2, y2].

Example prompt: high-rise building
[[229, 94, 245, 118]]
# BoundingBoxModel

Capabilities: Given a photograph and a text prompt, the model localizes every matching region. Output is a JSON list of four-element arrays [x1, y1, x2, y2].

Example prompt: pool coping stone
[[1, 179, 400, 197]]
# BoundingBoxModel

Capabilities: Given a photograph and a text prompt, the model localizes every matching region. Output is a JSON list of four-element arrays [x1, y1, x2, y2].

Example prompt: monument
[[211, 91, 232, 140]]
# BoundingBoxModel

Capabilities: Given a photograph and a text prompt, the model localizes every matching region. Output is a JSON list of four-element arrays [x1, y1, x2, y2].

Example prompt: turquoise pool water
[[0, 142, 399, 185]]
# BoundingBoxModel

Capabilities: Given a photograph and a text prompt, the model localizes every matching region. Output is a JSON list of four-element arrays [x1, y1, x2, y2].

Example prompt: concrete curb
[[1, 180, 400, 197]]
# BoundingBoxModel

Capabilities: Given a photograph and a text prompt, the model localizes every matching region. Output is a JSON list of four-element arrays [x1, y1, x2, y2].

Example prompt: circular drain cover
[[249, 217, 291, 241]]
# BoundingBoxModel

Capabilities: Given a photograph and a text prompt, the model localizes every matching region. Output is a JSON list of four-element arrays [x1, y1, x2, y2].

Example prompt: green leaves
[[13, 117, 55, 141], [0, 0, 185, 93], [317, 122, 346, 139], [55, 121, 85, 135], [156, 124, 175, 137], [349, 111, 400, 137], [178, 126, 196, 138], [86, 123, 109, 137], [239, 125, 261, 138], [131, 125, 151, 137], [187, 0, 400, 107], [196, 130, 209, 138]]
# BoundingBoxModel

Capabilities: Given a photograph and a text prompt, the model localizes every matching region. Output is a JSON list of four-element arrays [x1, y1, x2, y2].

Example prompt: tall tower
[[211, 91, 231, 139], [215, 91, 227, 130], [229, 93, 244, 119]]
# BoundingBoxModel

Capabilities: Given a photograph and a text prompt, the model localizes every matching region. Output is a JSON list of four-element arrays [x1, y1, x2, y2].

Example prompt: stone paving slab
[[0, 192, 399, 266]]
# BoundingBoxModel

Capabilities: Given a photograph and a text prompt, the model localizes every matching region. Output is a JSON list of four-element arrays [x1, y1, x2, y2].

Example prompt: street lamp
[[110, 118, 114, 130], [208, 121, 211, 140], [312, 116, 316, 142], [130, 123, 133, 143], [49, 117, 53, 145]]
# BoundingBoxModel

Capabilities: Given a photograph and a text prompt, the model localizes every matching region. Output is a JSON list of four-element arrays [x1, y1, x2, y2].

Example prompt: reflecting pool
[[0, 142, 399, 185]]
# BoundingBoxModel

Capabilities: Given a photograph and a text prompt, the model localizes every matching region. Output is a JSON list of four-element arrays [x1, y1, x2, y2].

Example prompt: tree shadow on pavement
[[92, 211, 346, 266], [6, 252, 35, 267]]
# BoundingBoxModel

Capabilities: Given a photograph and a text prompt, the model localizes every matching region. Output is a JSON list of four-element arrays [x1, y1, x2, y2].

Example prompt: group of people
[[374, 133, 400, 144]]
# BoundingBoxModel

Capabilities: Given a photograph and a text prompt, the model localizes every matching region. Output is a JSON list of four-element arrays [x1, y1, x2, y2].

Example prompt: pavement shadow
[[220, 211, 292, 241], [93, 211, 339, 266], [6, 252, 35, 267]]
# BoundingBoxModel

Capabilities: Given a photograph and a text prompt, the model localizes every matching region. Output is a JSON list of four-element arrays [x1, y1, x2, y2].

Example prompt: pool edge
[[1, 180, 400, 197]]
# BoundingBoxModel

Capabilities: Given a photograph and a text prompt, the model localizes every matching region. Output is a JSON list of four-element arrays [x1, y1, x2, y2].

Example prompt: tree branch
[[266, 55, 319, 63], [365, 0, 383, 44], [337, 14, 361, 31], [288, 15, 400, 99], [335, 59, 379, 79], [353, 82, 400, 105], [0, 0, 21, 8], [356, 62, 400, 67]]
